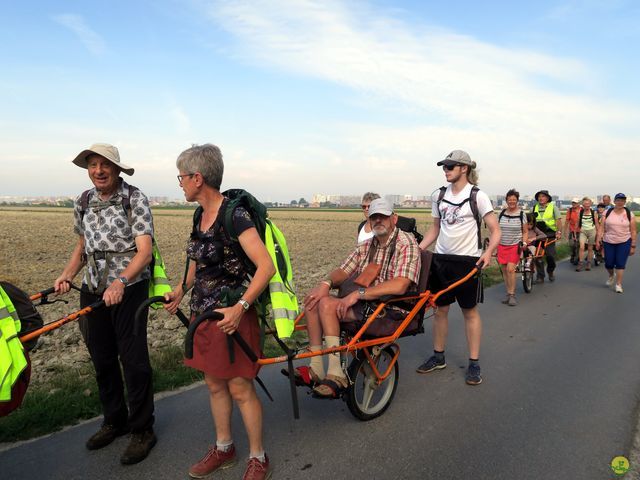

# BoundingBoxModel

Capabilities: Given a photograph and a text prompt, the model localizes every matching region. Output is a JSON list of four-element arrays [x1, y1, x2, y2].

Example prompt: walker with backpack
[[4, 189, 480, 423]]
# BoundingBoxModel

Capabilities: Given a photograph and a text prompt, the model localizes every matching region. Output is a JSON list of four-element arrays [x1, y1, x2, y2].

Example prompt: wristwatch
[[238, 298, 250, 311], [358, 287, 366, 298], [117, 276, 129, 287]]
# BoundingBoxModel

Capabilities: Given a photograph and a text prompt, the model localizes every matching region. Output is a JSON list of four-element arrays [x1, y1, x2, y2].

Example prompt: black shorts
[[430, 254, 482, 309]]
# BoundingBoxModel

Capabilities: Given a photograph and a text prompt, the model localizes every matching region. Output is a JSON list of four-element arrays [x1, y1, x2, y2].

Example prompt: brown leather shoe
[[86, 423, 129, 450], [120, 429, 157, 465], [189, 445, 237, 478], [242, 454, 272, 480]]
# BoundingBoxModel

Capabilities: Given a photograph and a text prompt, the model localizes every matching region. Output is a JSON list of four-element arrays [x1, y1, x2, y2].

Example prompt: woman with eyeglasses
[[357, 192, 381, 244], [164, 144, 275, 480]]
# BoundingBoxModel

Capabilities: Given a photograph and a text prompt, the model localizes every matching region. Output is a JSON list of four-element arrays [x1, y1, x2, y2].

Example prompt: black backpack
[[0, 281, 43, 352], [578, 207, 596, 228], [357, 216, 424, 244], [605, 207, 632, 222], [498, 209, 525, 224], [436, 185, 483, 249]]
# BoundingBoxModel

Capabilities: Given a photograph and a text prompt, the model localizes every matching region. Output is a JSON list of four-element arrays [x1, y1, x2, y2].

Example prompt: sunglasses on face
[[442, 164, 462, 171], [361, 204, 370, 210]]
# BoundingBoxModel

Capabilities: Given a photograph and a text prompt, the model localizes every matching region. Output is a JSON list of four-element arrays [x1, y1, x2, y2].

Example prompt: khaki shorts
[[580, 228, 596, 245]]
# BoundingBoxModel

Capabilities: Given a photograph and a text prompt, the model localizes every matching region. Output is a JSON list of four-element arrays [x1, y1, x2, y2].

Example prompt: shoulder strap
[[469, 186, 482, 250], [604, 207, 632, 222], [498, 209, 505, 221], [80, 189, 91, 219], [520, 210, 524, 224], [436, 186, 447, 217], [192, 205, 204, 237]]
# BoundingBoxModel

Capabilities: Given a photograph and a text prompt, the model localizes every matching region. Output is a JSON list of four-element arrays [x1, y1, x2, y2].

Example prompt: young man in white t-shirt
[[416, 150, 501, 385]]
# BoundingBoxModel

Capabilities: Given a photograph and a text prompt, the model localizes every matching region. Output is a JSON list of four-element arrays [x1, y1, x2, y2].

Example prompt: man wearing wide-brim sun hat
[[533, 189, 563, 283], [54, 143, 157, 465]]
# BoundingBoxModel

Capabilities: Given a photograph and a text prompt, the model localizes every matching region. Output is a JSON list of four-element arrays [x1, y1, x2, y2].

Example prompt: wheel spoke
[[361, 381, 375, 411]]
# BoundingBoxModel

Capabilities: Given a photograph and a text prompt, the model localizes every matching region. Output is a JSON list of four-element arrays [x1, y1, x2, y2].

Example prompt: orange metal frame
[[533, 237, 557, 259], [257, 266, 479, 384]]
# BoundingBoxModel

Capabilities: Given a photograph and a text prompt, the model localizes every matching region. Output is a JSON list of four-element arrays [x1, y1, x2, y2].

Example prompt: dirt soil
[[0, 207, 430, 384]]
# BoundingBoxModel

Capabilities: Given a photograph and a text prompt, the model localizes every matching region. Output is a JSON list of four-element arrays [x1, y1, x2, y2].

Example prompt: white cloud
[[53, 14, 107, 55], [196, 0, 640, 196]]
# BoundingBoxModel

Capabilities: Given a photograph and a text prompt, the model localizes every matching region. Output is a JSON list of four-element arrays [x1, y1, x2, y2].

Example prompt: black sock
[[434, 350, 445, 362]]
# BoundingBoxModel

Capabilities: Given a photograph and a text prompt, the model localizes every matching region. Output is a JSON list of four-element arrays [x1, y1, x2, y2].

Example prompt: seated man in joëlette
[[302, 198, 421, 398]]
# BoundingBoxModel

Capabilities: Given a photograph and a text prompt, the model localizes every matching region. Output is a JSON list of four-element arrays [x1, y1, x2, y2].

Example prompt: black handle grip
[[184, 310, 224, 359], [133, 296, 189, 334], [184, 310, 259, 364]]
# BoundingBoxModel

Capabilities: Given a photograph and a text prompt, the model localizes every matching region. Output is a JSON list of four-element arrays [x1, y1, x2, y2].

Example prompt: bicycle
[[516, 238, 557, 293]]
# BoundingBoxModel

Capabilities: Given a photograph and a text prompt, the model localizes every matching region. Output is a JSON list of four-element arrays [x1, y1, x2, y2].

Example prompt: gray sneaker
[[416, 355, 446, 374], [507, 295, 518, 306]]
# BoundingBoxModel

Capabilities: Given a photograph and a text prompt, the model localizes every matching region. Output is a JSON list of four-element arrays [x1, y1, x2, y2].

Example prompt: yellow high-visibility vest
[[534, 203, 557, 232], [149, 241, 171, 309], [0, 286, 27, 402], [263, 222, 298, 338]]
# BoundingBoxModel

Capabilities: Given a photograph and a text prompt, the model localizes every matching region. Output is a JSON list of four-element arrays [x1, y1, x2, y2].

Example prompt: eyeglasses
[[442, 164, 462, 171], [177, 173, 196, 184], [361, 204, 370, 210]]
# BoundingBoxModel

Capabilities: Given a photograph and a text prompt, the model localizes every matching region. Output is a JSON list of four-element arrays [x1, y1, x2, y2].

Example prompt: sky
[[1, 0, 639, 202]]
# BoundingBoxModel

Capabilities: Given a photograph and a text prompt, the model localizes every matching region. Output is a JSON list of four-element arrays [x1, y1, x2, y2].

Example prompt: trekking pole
[[19, 300, 105, 344]]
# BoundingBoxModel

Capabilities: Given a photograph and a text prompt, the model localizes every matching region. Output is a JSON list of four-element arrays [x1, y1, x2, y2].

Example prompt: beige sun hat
[[72, 143, 134, 176]]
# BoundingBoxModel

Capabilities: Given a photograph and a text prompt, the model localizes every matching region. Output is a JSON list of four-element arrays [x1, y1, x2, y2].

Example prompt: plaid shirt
[[340, 228, 420, 288]]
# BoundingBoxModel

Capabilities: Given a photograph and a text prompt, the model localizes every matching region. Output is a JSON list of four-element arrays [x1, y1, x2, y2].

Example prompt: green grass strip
[[0, 345, 202, 443]]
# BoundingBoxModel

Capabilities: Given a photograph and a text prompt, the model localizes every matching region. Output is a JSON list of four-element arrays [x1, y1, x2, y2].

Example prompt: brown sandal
[[312, 374, 348, 399]]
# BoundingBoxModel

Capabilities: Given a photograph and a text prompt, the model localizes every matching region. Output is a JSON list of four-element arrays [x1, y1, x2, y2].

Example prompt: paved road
[[2, 256, 639, 479]]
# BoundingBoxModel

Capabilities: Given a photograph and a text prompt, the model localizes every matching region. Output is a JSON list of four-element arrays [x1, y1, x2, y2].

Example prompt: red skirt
[[497, 244, 520, 265], [184, 308, 261, 379]]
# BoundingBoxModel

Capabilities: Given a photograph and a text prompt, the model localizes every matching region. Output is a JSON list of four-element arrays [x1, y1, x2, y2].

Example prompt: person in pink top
[[596, 193, 637, 293]]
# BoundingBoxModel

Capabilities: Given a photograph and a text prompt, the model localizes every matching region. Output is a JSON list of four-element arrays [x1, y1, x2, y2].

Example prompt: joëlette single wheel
[[345, 346, 399, 421]]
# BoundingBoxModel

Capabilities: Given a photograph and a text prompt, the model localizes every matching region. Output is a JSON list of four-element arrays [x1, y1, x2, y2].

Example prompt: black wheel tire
[[523, 269, 534, 293], [345, 347, 399, 421]]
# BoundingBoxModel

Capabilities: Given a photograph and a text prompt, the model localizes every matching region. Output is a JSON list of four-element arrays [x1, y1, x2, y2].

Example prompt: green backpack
[[188, 189, 298, 338]]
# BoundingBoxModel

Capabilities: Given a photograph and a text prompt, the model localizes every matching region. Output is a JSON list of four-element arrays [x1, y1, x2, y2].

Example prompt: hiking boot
[[585, 262, 591, 271], [507, 295, 518, 306], [466, 364, 482, 385], [535, 276, 544, 284], [242, 454, 271, 480], [86, 423, 129, 450], [615, 284, 624, 294], [189, 445, 237, 478], [120, 429, 157, 465], [606, 276, 614, 287], [575, 262, 583, 272], [416, 355, 446, 374], [501, 294, 511, 304]]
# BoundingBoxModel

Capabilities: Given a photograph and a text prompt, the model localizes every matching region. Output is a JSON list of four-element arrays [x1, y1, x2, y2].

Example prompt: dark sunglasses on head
[[442, 164, 462, 171]]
